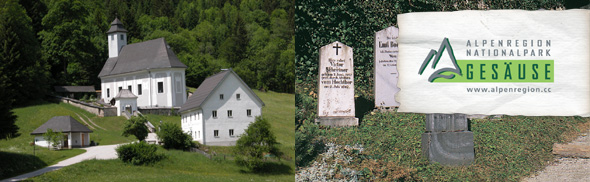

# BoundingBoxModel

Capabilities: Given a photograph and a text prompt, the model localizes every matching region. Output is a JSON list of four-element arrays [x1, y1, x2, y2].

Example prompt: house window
[[227, 110, 233, 118], [111, 35, 114, 40], [107, 88, 110, 97], [236, 94, 241, 100], [175, 76, 181, 93], [247, 109, 252, 117], [128, 85, 132, 93], [229, 129, 234, 137], [212, 110, 217, 118], [118, 87, 122, 93], [214, 130, 219, 137], [198, 131, 200, 138], [220, 94, 224, 100], [137, 84, 142, 95], [121, 34, 124, 40], [158, 82, 164, 93]]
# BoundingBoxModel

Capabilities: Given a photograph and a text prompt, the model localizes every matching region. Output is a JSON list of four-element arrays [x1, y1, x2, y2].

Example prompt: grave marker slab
[[316, 41, 358, 126], [422, 113, 474, 166], [374, 26, 400, 108]]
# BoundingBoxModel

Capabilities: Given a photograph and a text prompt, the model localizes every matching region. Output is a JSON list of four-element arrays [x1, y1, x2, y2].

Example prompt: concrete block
[[425, 113, 468, 132], [422, 131, 474, 166], [315, 117, 359, 127]]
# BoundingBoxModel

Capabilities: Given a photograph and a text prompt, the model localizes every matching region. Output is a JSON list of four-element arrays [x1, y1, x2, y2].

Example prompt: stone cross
[[374, 26, 400, 108], [315, 41, 358, 126]]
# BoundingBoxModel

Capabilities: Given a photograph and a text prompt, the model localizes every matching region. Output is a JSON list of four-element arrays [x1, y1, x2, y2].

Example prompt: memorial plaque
[[316, 41, 358, 126], [374, 26, 400, 108]]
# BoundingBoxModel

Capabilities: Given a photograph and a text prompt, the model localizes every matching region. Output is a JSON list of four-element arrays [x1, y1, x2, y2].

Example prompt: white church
[[179, 69, 264, 146], [98, 18, 187, 115]]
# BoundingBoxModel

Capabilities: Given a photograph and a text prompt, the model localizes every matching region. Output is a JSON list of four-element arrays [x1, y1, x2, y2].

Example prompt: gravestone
[[374, 26, 400, 108], [315, 41, 359, 126], [422, 113, 474, 166]]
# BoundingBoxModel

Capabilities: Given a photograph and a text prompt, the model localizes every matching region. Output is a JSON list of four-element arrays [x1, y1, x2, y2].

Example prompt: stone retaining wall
[[56, 96, 117, 117]]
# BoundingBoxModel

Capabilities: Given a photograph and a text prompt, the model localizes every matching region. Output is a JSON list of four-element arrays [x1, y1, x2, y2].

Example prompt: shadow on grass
[[240, 161, 293, 175], [355, 96, 375, 125], [0, 151, 47, 179]]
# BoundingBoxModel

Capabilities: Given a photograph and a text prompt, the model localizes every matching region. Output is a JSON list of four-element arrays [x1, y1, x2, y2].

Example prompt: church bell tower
[[107, 18, 127, 58]]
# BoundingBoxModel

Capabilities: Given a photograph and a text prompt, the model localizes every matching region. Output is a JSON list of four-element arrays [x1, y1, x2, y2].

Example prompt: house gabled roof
[[106, 18, 127, 33], [98, 38, 187, 78], [179, 69, 265, 113], [54, 86, 95, 93], [31, 116, 93, 135], [114, 89, 137, 99]]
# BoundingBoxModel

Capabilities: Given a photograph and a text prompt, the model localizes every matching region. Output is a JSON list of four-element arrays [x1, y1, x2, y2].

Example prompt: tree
[[43, 129, 62, 150], [233, 116, 282, 171], [39, 0, 99, 86], [157, 122, 193, 150], [122, 115, 149, 141]]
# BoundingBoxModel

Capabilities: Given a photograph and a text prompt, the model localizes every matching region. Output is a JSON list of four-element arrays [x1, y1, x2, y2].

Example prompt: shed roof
[[98, 38, 187, 77], [54, 86, 95, 93], [114, 89, 137, 99], [106, 18, 127, 33], [179, 69, 264, 113], [31, 116, 93, 135]]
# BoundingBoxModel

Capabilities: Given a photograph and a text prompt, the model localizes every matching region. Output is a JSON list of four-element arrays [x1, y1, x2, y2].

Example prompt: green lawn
[[0, 101, 134, 179], [30, 149, 293, 181], [29, 90, 295, 181], [298, 112, 590, 181]]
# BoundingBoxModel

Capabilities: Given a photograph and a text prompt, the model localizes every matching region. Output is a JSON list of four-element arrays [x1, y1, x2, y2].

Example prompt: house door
[[63, 135, 69, 148], [81, 133, 85, 146]]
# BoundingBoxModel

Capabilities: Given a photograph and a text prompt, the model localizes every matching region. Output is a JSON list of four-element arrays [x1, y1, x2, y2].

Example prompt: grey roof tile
[[106, 18, 127, 33], [98, 38, 187, 77], [114, 89, 137, 99], [31, 116, 93, 135], [54, 86, 95, 93], [179, 69, 265, 113]]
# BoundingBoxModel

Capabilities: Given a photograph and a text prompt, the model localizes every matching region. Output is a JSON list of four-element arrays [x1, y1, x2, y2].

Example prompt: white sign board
[[397, 10, 590, 116]]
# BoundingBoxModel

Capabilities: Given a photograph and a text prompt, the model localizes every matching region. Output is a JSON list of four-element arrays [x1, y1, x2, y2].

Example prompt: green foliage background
[[295, 0, 564, 100]]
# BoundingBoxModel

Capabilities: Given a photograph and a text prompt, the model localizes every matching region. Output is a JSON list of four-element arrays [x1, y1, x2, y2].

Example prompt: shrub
[[116, 141, 165, 165], [157, 122, 193, 150], [43, 128, 62, 150], [295, 122, 324, 168], [122, 115, 149, 141], [234, 116, 282, 171]]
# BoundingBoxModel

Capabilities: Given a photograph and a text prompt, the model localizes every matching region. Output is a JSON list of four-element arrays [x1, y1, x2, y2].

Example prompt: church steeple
[[107, 18, 127, 58]]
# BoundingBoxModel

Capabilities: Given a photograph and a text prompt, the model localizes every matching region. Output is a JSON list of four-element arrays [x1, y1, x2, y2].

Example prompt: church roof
[[106, 18, 127, 33], [179, 69, 264, 113], [114, 89, 137, 99], [98, 38, 187, 77], [31, 116, 93, 135]]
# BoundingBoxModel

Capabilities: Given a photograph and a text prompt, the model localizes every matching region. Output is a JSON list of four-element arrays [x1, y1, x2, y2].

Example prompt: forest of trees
[[0, 0, 293, 138]]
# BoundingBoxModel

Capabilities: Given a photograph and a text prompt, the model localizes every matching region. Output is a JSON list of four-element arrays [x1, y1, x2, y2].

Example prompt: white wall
[[200, 74, 263, 146], [181, 109, 204, 144], [101, 68, 186, 108]]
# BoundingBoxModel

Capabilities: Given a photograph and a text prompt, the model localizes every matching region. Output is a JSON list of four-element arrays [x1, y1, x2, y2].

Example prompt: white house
[[179, 69, 265, 146], [98, 18, 187, 110], [31, 116, 93, 149]]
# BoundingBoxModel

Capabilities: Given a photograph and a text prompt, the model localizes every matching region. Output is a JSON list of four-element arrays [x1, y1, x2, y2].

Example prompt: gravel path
[[1, 144, 121, 182], [523, 130, 590, 182]]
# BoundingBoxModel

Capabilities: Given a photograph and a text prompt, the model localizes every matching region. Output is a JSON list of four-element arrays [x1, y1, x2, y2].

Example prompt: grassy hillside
[[0, 101, 134, 179], [31, 90, 295, 181]]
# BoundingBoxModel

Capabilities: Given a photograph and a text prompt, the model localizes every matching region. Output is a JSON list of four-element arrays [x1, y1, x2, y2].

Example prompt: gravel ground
[[523, 131, 590, 182], [295, 143, 364, 182]]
